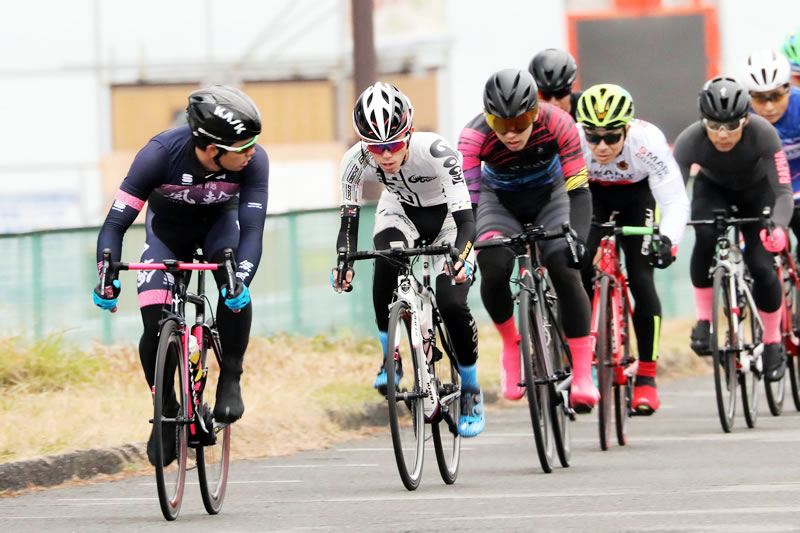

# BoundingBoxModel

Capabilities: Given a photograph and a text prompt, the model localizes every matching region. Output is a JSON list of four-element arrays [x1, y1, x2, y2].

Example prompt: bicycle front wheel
[[789, 277, 800, 410], [386, 300, 425, 490], [545, 298, 571, 467], [519, 284, 554, 473], [596, 277, 614, 451], [711, 267, 737, 433], [615, 288, 633, 447], [740, 295, 761, 428], [153, 320, 188, 521], [197, 322, 231, 515], [431, 320, 461, 485]]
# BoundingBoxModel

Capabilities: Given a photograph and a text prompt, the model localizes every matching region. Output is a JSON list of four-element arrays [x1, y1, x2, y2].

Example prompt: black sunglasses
[[539, 87, 572, 101], [584, 130, 624, 145]]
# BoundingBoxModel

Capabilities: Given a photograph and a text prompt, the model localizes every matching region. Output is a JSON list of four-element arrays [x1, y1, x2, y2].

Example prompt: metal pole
[[351, 0, 376, 96]]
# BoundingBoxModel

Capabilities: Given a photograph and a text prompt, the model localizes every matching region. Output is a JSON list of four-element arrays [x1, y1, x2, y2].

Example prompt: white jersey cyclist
[[577, 118, 689, 245]]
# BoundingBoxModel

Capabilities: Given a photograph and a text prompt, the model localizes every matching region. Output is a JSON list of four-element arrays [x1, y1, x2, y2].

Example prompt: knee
[[477, 247, 515, 284]]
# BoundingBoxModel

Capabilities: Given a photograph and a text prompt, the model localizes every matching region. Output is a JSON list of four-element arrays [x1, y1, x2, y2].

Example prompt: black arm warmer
[[452, 208, 476, 260], [336, 205, 360, 254], [568, 186, 592, 243]]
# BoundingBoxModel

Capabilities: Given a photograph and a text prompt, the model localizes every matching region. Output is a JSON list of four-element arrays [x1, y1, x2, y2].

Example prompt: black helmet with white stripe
[[186, 85, 262, 148], [352, 82, 414, 143], [698, 76, 751, 122]]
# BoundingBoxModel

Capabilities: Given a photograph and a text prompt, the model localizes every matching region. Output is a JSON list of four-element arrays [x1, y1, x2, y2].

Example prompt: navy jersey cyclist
[[575, 84, 690, 415], [93, 85, 269, 465], [458, 68, 600, 412], [528, 48, 582, 121], [331, 82, 484, 437], [673, 77, 792, 382], [742, 49, 800, 261]]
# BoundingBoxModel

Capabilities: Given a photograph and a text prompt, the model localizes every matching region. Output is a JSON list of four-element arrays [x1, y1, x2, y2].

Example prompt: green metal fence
[[0, 206, 696, 346]]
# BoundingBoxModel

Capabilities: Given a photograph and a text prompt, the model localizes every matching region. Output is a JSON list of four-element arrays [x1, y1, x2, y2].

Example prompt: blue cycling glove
[[93, 279, 120, 311], [221, 282, 251, 310]]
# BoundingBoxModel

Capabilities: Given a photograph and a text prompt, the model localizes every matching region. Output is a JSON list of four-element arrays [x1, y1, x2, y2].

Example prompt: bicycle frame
[[778, 246, 800, 356]]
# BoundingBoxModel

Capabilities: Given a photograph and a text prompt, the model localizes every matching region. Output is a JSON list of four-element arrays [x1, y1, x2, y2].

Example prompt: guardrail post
[[31, 233, 43, 341], [288, 213, 302, 332]]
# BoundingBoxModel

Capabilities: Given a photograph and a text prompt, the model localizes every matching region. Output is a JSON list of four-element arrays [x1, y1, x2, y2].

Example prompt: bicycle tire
[[197, 321, 231, 515], [790, 278, 800, 411], [386, 300, 425, 490], [740, 294, 761, 428], [615, 288, 633, 446], [711, 267, 737, 433], [545, 298, 571, 467], [431, 318, 461, 485], [153, 319, 188, 521], [766, 265, 794, 416], [596, 276, 614, 451], [519, 282, 554, 473]]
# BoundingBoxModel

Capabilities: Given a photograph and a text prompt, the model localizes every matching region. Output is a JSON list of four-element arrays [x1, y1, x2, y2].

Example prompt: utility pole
[[351, 0, 377, 96]]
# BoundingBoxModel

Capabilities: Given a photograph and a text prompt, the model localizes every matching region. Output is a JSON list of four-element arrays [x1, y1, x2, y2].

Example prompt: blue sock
[[459, 362, 480, 393], [378, 331, 388, 362]]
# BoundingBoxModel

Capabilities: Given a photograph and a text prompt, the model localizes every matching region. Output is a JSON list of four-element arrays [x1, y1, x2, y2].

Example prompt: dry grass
[[0, 318, 702, 464]]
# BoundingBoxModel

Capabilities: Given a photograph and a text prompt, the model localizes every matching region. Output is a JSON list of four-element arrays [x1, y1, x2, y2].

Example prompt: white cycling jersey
[[577, 118, 689, 244], [339, 131, 472, 213]]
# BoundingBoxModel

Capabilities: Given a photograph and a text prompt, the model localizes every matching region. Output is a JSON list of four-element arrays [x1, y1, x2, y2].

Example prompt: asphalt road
[[3, 374, 800, 532]]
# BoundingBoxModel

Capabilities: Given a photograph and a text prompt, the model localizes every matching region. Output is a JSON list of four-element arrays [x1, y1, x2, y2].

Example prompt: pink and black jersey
[[457, 103, 588, 205], [96, 125, 269, 284]]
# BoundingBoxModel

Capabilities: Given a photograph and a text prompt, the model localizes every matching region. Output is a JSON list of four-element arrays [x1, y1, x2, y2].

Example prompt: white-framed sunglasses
[[214, 135, 259, 152]]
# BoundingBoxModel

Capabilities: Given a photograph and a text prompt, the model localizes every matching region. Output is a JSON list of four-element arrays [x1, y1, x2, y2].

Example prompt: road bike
[[687, 210, 767, 433], [474, 223, 576, 473], [338, 243, 462, 491], [99, 248, 235, 520], [589, 221, 659, 450], [777, 237, 800, 412]]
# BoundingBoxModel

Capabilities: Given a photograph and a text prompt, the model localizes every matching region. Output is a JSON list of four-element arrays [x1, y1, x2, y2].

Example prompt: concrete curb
[[0, 388, 502, 494]]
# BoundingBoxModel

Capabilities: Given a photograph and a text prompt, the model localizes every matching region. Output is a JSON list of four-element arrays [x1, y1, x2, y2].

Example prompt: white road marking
[[257, 464, 379, 468], [428, 506, 800, 521]]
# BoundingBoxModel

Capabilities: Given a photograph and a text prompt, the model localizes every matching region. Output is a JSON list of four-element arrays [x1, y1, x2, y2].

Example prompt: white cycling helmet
[[742, 48, 791, 92]]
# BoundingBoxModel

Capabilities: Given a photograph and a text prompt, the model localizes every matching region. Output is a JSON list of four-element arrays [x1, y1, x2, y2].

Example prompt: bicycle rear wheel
[[545, 299, 571, 467], [197, 322, 231, 515], [790, 278, 800, 411], [766, 268, 793, 416], [386, 300, 425, 490], [596, 277, 614, 451], [615, 289, 633, 446], [153, 320, 188, 521], [431, 320, 461, 485], [711, 268, 737, 433], [519, 284, 554, 473]]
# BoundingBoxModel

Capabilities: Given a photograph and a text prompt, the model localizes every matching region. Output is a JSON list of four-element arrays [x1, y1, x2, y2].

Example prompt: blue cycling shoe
[[458, 389, 485, 438], [373, 356, 403, 396]]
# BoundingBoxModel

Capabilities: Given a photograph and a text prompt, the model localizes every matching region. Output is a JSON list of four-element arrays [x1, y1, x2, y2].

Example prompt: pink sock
[[494, 316, 520, 348], [567, 336, 594, 372], [760, 307, 783, 344], [693, 286, 713, 321]]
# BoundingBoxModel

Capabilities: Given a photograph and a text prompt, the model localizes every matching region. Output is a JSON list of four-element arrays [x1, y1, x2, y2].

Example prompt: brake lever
[[561, 223, 580, 267]]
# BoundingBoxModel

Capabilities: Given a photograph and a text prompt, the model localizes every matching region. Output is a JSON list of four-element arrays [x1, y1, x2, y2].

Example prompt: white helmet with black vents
[[742, 48, 791, 92], [352, 82, 414, 143]]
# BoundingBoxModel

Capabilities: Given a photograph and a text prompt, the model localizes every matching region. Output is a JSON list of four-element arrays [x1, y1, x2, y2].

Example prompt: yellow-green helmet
[[576, 84, 634, 128]]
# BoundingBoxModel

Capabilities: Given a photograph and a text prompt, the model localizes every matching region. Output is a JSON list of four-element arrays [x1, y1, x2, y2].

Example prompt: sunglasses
[[484, 106, 538, 135], [584, 130, 624, 145], [363, 135, 410, 155], [702, 117, 746, 132], [539, 87, 572, 101], [750, 85, 790, 104], [214, 135, 259, 152]]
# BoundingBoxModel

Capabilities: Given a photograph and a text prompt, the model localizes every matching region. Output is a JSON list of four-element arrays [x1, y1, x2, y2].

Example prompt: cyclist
[[781, 28, 800, 87], [742, 49, 800, 260], [330, 82, 484, 438], [673, 76, 792, 383], [528, 48, 582, 120], [93, 85, 268, 465], [458, 68, 599, 411], [575, 84, 690, 415]]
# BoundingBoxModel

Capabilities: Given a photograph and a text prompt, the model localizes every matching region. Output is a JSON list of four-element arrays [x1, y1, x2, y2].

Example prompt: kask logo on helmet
[[213, 105, 248, 135]]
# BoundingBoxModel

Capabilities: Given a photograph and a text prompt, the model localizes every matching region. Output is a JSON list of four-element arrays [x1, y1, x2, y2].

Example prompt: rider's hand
[[331, 251, 354, 292], [221, 281, 251, 310], [93, 279, 120, 312], [445, 260, 472, 284], [760, 227, 787, 253], [651, 235, 675, 269]]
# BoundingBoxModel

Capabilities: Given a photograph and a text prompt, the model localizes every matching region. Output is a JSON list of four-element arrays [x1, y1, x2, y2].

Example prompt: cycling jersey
[[756, 86, 800, 199], [673, 115, 793, 228], [337, 132, 474, 255], [577, 119, 689, 244], [96, 125, 269, 285], [459, 102, 589, 205]]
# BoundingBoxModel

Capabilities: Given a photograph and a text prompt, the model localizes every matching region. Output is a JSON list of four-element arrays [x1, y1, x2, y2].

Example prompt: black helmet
[[352, 82, 414, 142], [528, 49, 578, 93], [186, 85, 262, 147], [697, 77, 751, 122], [483, 69, 538, 118]]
